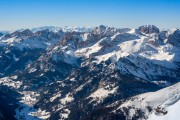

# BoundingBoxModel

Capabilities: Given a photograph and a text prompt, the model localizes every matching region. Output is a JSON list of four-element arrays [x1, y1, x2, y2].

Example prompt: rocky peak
[[139, 25, 160, 34], [57, 30, 65, 36], [10, 31, 22, 37], [34, 29, 61, 40], [167, 29, 180, 47], [35, 29, 49, 37], [78, 32, 99, 48], [21, 29, 33, 37], [93, 25, 107, 34], [61, 32, 80, 47]]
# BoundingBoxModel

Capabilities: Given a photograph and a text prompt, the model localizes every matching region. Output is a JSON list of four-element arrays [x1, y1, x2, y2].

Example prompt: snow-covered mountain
[[30, 26, 93, 33], [0, 25, 179, 120]]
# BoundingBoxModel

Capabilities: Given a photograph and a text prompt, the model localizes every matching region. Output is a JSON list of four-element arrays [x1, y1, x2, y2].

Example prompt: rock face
[[21, 29, 33, 36], [0, 32, 3, 37], [0, 26, 179, 120], [93, 25, 107, 34], [167, 29, 180, 47], [139, 25, 160, 34]]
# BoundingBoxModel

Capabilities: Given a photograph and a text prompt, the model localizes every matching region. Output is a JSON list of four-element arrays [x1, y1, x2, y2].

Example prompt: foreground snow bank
[[114, 82, 180, 119]]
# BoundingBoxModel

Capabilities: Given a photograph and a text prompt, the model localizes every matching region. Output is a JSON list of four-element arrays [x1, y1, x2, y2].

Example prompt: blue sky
[[0, 0, 180, 30]]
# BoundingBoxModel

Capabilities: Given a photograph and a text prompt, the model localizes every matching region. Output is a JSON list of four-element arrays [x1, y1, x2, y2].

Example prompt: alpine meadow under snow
[[0, 25, 180, 120]]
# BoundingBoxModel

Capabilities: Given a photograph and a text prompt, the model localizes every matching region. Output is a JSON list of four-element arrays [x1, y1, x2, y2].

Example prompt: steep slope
[[148, 97, 180, 120], [95, 82, 180, 120], [0, 32, 3, 37]]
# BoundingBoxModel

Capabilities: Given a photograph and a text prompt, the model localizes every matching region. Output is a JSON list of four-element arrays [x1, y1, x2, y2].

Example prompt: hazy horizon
[[1, 0, 180, 30], [0, 25, 180, 32]]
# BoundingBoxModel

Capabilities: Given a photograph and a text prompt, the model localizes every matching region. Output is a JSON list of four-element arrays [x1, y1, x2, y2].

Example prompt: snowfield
[[148, 99, 180, 120], [113, 82, 180, 120], [88, 86, 118, 104]]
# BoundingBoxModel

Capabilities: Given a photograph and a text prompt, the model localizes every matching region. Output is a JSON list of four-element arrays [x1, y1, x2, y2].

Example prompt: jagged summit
[[139, 25, 160, 34], [21, 29, 33, 36], [93, 25, 107, 34]]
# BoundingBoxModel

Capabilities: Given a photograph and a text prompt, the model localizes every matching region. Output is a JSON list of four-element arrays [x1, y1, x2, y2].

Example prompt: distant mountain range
[[0, 25, 179, 120], [0, 26, 94, 33]]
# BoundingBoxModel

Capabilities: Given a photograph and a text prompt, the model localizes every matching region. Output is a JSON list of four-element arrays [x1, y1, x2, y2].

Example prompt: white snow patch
[[148, 100, 180, 120], [70, 78, 76, 82], [88, 86, 118, 103], [50, 92, 61, 102], [60, 93, 74, 105], [75, 39, 102, 57], [0, 77, 22, 89], [20, 91, 40, 106], [60, 109, 71, 120], [16, 90, 51, 120], [12, 53, 19, 61], [29, 68, 37, 73], [29, 109, 50, 119]]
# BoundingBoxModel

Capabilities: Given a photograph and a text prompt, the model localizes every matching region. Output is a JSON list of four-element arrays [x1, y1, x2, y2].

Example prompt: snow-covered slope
[[108, 82, 180, 120], [0, 29, 65, 50], [148, 99, 180, 120], [74, 28, 180, 82]]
